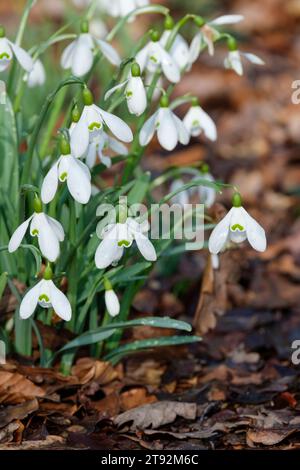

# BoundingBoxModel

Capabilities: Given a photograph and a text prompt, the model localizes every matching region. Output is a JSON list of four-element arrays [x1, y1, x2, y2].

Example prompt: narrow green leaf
[[0, 272, 8, 300]]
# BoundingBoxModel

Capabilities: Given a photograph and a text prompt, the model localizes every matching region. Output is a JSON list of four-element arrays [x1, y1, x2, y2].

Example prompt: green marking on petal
[[192, 119, 200, 126], [0, 52, 10, 59], [150, 55, 158, 63], [231, 223, 244, 231], [31, 229, 39, 236], [118, 239, 130, 247], [59, 171, 68, 182], [88, 122, 102, 131], [126, 90, 133, 98], [39, 294, 50, 302]]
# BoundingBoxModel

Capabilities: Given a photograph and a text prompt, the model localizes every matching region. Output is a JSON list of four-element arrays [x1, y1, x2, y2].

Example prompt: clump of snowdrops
[[0, 0, 266, 374]]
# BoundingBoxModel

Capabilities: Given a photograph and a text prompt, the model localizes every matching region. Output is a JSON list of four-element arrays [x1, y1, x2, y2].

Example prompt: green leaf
[[0, 244, 41, 277], [127, 172, 151, 205], [104, 335, 202, 364], [0, 272, 8, 300], [53, 329, 115, 356]]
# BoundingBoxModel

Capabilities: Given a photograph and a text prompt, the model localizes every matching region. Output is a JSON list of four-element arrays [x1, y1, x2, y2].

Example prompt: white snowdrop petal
[[242, 52, 265, 65], [188, 33, 201, 65], [210, 15, 244, 25], [135, 44, 149, 72], [72, 40, 94, 76], [8, 216, 32, 253], [242, 208, 267, 252], [86, 141, 97, 168], [107, 136, 128, 155], [19, 281, 41, 319], [27, 59, 46, 87], [172, 113, 190, 145], [70, 114, 90, 158], [61, 40, 76, 69], [134, 231, 157, 261], [97, 39, 121, 66], [159, 46, 180, 83], [38, 214, 60, 262], [197, 107, 217, 141], [46, 215, 65, 242], [41, 163, 59, 204], [157, 108, 178, 151], [49, 281, 71, 321], [95, 237, 121, 269], [99, 107, 133, 142], [67, 157, 91, 204], [105, 289, 120, 317], [8, 40, 33, 72], [139, 112, 157, 146], [208, 208, 233, 254], [104, 80, 128, 101], [126, 76, 147, 116]]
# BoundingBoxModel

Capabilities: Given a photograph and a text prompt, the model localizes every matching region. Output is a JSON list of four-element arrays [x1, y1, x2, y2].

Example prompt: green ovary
[[231, 223, 244, 231], [88, 122, 102, 131], [118, 239, 130, 247], [39, 294, 50, 302]]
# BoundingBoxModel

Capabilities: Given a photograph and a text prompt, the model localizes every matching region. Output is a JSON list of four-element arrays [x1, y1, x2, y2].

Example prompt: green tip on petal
[[33, 195, 43, 213], [227, 36, 237, 51], [194, 16, 205, 28], [60, 136, 71, 155], [201, 163, 210, 174], [80, 20, 89, 34], [0, 25, 5, 38], [232, 192, 242, 207], [43, 263, 53, 280], [103, 277, 112, 291], [160, 94, 169, 108], [164, 15, 174, 30], [72, 105, 81, 123], [82, 88, 94, 106], [150, 29, 160, 42], [131, 62, 141, 77]]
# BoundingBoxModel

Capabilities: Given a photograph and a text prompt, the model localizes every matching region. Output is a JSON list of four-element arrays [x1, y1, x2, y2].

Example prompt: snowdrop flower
[[41, 137, 91, 204], [160, 17, 190, 71], [0, 25, 33, 73], [224, 39, 264, 76], [101, 0, 149, 18], [209, 193, 267, 254], [60, 21, 120, 77], [71, 88, 133, 158], [86, 130, 128, 168], [135, 30, 180, 83], [170, 165, 216, 208], [196, 165, 217, 208], [20, 264, 71, 321], [105, 62, 147, 116], [8, 197, 64, 262], [26, 59, 46, 88], [170, 179, 190, 206], [183, 98, 217, 141], [139, 95, 189, 151], [188, 15, 244, 65], [104, 278, 120, 317], [95, 216, 156, 269]]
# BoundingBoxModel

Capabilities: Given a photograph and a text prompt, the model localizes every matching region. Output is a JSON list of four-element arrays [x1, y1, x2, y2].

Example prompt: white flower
[[20, 279, 71, 321], [86, 130, 128, 168], [95, 217, 156, 269], [71, 90, 133, 158], [105, 63, 147, 117], [183, 103, 217, 141], [224, 50, 264, 76], [135, 32, 180, 83], [101, 0, 149, 18], [188, 15, 244, 65], [41, 153, 92, 205], [208, 200, 266, 254], [26, 59, 46, 88], [8, 210, 64, 262], [0, 31, 33, 73], [105, 288, 120, 317], [197, 172, 216, 208], [160, 30, 190, 71], [170, 179, 190, 206], [60, 29, 120, 77], [139, 97, 189, 151]]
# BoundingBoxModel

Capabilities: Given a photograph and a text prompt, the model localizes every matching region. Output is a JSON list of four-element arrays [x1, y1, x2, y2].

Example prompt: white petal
[[188, 33, 202, 65], [104, 80, 128, 101], [107, 135, 128, 155], [225, 51, 243, 76], [8, 216, 32, 253], [67, 157, 91, 204], [70, 111, 90, 158], [135, 44, 150, 72], [242, 52, 265, 65], [36, 214, 60, 262], [95, 237, 121, 269], [242, 207, 267, 252], [210, 15, 244, 25], [105, 289, 120, 317], [139, 111, 157, 146], [41, 162, 59, 204], [172, 113, 190, 145], [8, 40, 33, 72], [49, 280, 72, 321], [98, 107, 133, 142], [157, 108, 178, 151], [96, 39, 121, 66], [27, 59, 46, 87], [61, 40, 76, 69], [86, 141, 97, 168], [71, 37, 94, 76], [46, 215, 65, 242], [208, 208, 233, 254], [170, 34, 190, 69], [19, 281, 41, 319], [134, 231, 157, 261], [192, 106, 217, 141], [158, 44, 180, 83], [126, 76, 147, 116]]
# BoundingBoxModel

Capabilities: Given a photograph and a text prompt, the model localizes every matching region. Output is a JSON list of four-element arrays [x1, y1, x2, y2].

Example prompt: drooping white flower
[[139, 95, 189, 151], [160, 28, 190, 71], [135, 30, 180, 83], [188, 15, 244, 65], [105, 62, 147, 116], [60, 21, 120, 77], [20, 265, 71, 321], [0, 26, 33, 73], [104, 278, 120, 317], [86, 130, 128, 168], [95, 217, 156, 269], [41, 139, 92, 205], [26, 59, 46, 88], [224, 49, 264, 76], [8, 199, 64, 262], [183, 101, 217, 141], [71, 88, 133, 158], [208, 193, 267, 254]]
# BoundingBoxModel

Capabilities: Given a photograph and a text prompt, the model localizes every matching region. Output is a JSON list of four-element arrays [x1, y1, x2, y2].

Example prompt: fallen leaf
[[0, 371, 45, 404], [0, 399, 39, 427]]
